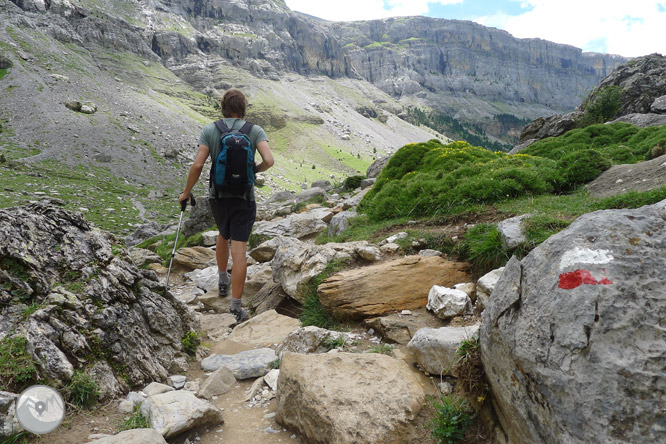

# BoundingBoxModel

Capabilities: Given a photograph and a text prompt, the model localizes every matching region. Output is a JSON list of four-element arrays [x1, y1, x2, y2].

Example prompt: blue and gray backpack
[[210, 120, 256, 198]]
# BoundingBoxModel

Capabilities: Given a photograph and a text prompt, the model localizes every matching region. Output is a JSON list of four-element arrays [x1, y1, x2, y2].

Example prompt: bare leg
[[217, 234, 229, 272], [230, 240, 247, 300]]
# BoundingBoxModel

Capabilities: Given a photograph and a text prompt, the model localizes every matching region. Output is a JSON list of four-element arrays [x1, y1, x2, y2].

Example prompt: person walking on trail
[[179, 89, 274, 323]]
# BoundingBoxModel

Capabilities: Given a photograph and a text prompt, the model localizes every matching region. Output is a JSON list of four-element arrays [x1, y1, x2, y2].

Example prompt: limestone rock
[[586, 153, 666, 198], [1, 391, 20, 438], [184, 266, 219, 291], [318, 256, 470, 319], [360, 178, 376, 188], [651, 95, 666, 113], [341, 188, 370, 210], [481, 200, 666, 444], [125, 222, 164, 248], [140, 390, 223, 438], [89, 360, 126, 400], [364, 315, 423, 344], [264, 369, 279, 391], [200, 313, 237, 335], [476, 267, 505, 311], [201, 231, 219, 247], [85, 429, 167, 444], [311, 180, 332, 190], [366, 157, 390, 178], [143, 382, 174, 396], [253, 208, 333, 239], [276, 326, 349, 357], [244, 263, 273, 299], [270, 237, 369, 302], [426, 286, 471, 319], [166, 375, 186, 389], [182, 199, 215, 238], [328, 210, 357, 236], [249, 281, 289, 315], [418, 249, 441, 257], [497, 214, 530, 249], [129, 248, 161, 268], [265, 190, 295, 204], [407, 325, 480, 375], [198, 366, 236, 400], [249, 237, 283, 262], [227, 310, 302, 347], [276, 352, 427, 444], [200, 348, 277, 379], [173, 247, 216, 270], [454, 282, 476, 302], [610, 112, 666, 127]]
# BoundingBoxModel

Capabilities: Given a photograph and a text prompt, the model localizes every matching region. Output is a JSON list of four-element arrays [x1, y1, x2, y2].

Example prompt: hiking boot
[[218, 273, 230, 297], [230, 307, 249, 324]]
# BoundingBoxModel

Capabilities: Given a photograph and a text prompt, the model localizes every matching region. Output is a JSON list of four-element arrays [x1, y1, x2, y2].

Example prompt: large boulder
[[0, 204, 197, 390], [140, 390, 224, 438], [318, 256, 469, 320], [585, 154, 666, 198], [328, 210, 357, 236], [173, 246, 216, 270], [276, 352, 427, 444], [182, 198, 215, 238], [270, 237, 372, 303], [366, 156, 390, 178], [481, 199, 666, 444]]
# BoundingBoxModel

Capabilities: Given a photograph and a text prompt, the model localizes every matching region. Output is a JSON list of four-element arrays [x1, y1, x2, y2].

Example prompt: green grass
[[300, 258, 351, 329], [118, 403, 150, 431], [135, 231, 206, 264], [321, 335, 346, 351], [0, 68, 9, 81], [367, 344, 395, 355], [0, 335, 39, 392], [63, 370, 100, 409], [459, 224, 509, 275]]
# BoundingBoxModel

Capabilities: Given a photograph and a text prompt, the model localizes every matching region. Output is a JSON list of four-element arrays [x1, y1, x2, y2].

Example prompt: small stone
[[167, 375, 187, 389]]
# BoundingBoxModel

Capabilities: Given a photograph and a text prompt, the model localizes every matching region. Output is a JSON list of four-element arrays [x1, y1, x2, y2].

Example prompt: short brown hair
[[221, 89, 247, 118]]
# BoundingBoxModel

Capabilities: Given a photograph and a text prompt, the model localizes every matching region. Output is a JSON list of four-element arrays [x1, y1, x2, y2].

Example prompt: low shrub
[[580, 85, 622, 126], [555, 149, 611, 191], [181, 331, 201, 356], [427, 395, 474, 444], [342, 175, 366, 190]]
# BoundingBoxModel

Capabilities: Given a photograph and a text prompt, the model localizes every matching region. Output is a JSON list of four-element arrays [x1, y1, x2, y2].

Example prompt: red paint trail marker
[[559, 269, 613, 290]]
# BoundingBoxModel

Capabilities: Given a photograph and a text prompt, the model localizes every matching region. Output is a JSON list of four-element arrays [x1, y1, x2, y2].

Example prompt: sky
[[284, 0, 666, 57]]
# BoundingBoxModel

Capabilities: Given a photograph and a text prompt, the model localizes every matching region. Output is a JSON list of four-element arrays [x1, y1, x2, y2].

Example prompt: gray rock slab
[[481, 199, 666, 444], [200, 348, 277, 379], [85, 429, 167, 444], [407, 325, 480, 375], [497, 214, 530, 249], [140, 391, 223, 438]]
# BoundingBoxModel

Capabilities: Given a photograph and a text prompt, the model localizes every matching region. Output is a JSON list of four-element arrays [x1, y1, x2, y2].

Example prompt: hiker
[[179, 89, 274, 323]]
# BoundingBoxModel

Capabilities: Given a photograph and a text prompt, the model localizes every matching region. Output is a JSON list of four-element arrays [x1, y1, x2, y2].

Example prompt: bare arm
[[255, 140, 274, 173], [179, 144, 210, 203]]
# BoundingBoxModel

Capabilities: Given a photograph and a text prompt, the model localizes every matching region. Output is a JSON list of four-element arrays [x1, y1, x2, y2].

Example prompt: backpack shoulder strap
[[214, 119, 231, 135], [239, 121, 254, 136]]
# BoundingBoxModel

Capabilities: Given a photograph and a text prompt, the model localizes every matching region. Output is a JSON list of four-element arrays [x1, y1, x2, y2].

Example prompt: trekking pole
[[166, 192, 196, 289]]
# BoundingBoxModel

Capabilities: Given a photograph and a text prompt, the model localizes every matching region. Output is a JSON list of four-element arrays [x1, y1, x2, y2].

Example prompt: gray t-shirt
[[198, 118, 269, 201]]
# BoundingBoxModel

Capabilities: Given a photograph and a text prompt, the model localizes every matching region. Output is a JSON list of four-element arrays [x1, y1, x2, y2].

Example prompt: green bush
[[580, 85, 622, 126], [342, 175, 366, 190], [0, 336, 38, 392], [248, 233, 271, 249], [555, 149, 611, 190], [359, 140, 559, 221], [181, 331, 201, 356], [523, 122, 666, 166], [64, 370, 100, 409], [427, 395, 474, 444]]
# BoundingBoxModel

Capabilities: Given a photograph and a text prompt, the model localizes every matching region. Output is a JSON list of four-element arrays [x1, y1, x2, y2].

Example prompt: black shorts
[[209, 198, 257, 242]]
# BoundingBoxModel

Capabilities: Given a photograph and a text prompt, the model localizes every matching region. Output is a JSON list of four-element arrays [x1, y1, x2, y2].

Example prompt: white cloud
[[284, 0, 461, 22], [475, 0, 666, 57]]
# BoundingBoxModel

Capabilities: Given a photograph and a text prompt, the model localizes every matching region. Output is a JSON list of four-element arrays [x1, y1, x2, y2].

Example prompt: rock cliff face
[[0, 203, 197, 394], [10, 0, 625, 115]]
